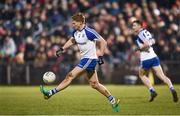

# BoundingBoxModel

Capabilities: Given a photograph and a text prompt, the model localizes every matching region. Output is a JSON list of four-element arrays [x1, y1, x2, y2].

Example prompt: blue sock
[[49, 88, 59, 96], [108, 95, 115, 104], [170, 86, 175, 92], [149, 87, 155, 93]]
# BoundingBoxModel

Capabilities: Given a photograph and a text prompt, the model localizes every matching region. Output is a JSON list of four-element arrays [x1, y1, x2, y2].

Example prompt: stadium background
[[0, 0, 179, 85], [0, 0, 180, 115]]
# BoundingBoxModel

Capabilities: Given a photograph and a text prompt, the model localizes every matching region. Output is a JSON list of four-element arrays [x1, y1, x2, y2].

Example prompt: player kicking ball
[[40, 13, 120, 112], [130, 18, 178, 102]]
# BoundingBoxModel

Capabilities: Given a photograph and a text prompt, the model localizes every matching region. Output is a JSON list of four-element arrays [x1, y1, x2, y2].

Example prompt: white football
[[43, 71, 56, 84]]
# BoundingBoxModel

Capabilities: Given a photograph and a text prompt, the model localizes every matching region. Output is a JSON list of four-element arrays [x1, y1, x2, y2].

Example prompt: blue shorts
[[140, 57, 160, 70], [77, 58, 97, 71]]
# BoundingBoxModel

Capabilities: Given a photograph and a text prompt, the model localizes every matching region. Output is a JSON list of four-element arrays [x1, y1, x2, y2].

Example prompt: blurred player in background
[[40, 13, 120, 112], [130, 18, 178, 102]]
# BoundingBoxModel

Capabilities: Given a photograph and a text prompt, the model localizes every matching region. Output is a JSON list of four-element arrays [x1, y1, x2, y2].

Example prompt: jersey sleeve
[[136, 37, 143, 48], [72, 29, 76, 38], [84, 27, 102, 41]]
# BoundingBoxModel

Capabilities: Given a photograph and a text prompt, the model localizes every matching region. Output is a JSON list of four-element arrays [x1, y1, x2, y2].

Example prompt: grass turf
[[0, 85, 179, 115]]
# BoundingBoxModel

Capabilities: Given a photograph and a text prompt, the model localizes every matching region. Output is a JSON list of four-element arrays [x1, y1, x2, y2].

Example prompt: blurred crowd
[[0, 0, 179, 68]]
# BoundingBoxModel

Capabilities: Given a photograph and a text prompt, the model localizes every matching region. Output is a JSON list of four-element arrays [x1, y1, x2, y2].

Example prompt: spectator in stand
[[0, 35, 16, 62]]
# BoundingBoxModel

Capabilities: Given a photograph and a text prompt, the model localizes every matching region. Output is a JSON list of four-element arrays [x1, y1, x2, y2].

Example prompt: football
[[43, 71, 56, 84]]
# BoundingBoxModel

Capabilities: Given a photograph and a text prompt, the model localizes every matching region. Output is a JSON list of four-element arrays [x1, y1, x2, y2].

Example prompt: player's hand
[[144, 41, 150, 48], [142, 47, 150, 53], [134, 46, 150, 53], [98, 56, 104, 65], [142, 42, 150, 52], [134, 47, 141, 52], [56, 47, 64, 57]]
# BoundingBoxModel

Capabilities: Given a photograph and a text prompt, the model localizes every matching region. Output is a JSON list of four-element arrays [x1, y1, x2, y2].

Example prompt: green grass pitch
[[0, 85, 179, 115]]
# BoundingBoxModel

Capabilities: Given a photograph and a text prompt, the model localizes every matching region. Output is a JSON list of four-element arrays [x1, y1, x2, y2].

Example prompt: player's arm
[[56, 37, 76, 57], [97, 37, 107, 56], [135, 41, 151, 52], [96, 37, 107, 65], [88, 28, 107, 56], [86, 27, 107, 65], [62, 37, 76, 50], [138, 38, 155, 52]]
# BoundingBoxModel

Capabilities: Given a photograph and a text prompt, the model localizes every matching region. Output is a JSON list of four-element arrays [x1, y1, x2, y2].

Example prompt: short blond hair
[[72, 12, 85, 23]]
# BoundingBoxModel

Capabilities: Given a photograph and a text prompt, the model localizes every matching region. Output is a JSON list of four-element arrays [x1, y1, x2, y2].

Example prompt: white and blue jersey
[[72, 25, 102, 71], [136, 29, 160, 70]]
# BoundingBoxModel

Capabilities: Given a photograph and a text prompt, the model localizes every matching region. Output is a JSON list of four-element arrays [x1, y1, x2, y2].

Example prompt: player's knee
[[90, 81, 99, 89]]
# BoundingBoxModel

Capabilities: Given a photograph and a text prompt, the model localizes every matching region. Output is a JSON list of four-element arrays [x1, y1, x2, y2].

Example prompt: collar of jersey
[[139, 28, 145, 33]]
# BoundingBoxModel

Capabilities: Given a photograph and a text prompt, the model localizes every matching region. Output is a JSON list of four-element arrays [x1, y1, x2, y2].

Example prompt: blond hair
[[72, 12, 85, 23]]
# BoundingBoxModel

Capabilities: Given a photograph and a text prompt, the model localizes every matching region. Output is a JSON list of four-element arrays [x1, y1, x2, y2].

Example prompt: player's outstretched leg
[[152, 66, 178, 102], [40, 67, 84, 100]]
